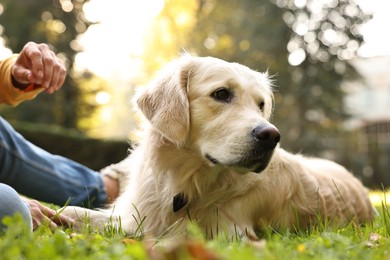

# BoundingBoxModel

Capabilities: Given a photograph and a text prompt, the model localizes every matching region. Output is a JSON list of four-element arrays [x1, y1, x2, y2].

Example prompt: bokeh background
[[0, 0, 389, 188]]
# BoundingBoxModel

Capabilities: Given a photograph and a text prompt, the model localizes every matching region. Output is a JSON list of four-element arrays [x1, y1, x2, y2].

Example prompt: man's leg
[[0, 183, 32, 232], [0, 117, 107, 208]]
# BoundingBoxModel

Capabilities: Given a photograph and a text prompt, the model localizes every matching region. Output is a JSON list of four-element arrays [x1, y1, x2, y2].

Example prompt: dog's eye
[[259, 101, 265, 112], [211, 88, 233, 103]]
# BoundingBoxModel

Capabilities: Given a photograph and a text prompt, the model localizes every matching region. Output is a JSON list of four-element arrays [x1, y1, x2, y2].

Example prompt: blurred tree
[[141, 0, 199, 80], [188, 0, 370, 156], [0, 0, 93, 129]]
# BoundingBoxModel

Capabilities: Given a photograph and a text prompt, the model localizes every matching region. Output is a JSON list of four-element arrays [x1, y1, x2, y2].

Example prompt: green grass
[[1, 195, 390, 259]]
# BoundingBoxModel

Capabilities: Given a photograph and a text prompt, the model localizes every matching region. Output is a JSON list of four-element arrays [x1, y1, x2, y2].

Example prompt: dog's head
[[136, 55, 280, 174]]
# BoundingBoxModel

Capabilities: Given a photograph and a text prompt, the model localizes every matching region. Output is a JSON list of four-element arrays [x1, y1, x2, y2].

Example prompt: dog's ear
[[136, 58, 192, 146]]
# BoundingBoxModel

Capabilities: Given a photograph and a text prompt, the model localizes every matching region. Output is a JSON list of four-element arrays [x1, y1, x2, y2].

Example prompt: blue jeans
[[0, 183, 32, 232], [0, 116, 107, 208]]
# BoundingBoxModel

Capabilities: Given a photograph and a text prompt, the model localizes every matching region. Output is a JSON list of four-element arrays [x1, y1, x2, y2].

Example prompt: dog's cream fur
[[62, 55, 375, 239]]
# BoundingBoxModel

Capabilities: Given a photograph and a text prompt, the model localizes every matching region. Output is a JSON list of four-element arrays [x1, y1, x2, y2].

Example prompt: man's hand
[[11, 42, 67, 94], [25, 199, 74, 230]]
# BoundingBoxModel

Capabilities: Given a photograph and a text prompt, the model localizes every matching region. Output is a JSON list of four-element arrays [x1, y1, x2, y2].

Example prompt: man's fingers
[[11, 66, 33, 85], [53, 214, 75, 227], [40, 49, 54, 88], [23, 42, 45, 84], [45, 52, 65, 93], [48, 217, 59, 230], [34, 215, 58, 231], [43, 206, 75, 227]]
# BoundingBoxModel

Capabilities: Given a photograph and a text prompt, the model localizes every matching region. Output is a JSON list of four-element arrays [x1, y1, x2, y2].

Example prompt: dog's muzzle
[[206, 125, 281, 173]]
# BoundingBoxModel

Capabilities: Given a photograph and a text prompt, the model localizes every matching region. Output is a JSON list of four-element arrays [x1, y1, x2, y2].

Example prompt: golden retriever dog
[[62, 55, 375, 240]]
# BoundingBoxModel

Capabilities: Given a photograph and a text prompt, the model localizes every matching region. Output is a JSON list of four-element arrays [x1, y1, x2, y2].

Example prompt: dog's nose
[[251, 125, 281, 148]]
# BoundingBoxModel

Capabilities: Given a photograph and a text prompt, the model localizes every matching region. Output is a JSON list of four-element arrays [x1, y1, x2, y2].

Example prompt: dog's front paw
[[58, 206, 119, 232], [57, 206, 88, 230]]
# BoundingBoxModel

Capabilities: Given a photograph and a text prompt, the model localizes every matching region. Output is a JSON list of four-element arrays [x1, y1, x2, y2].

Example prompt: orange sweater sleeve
[[0, 55, 43, 106]]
